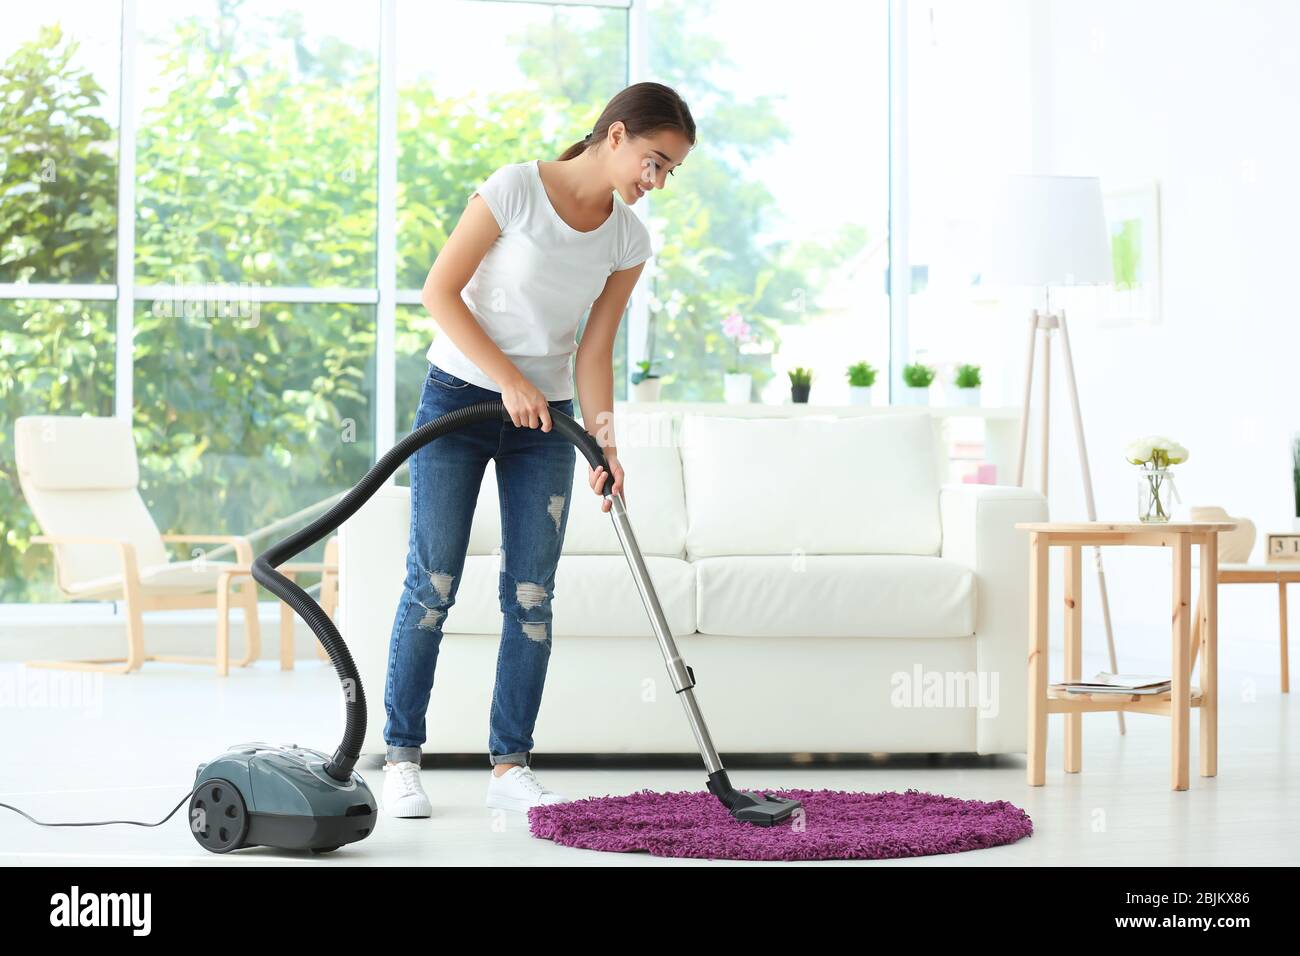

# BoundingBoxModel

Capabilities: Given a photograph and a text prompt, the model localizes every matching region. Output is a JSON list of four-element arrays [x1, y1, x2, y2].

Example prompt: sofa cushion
[[467, 411, 686, 558], [680, 413, 942, 558], [694, 554, 974, 638], [442, 553, 696, 638]]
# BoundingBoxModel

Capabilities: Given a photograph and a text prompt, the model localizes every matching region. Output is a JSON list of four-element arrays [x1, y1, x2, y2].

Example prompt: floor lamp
[[994, 175, 1127, 733]]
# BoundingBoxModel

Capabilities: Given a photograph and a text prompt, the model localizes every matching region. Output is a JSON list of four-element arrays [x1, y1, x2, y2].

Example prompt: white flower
[[1126, 435, 1189, 466], [1125, 439, 1155, 465]]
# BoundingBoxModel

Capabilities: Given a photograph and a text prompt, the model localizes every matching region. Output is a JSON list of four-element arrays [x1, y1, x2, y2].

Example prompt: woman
[[382, 82, 695, 817]]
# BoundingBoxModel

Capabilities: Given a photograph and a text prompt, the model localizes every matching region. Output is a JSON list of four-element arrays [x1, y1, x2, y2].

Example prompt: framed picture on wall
[[1099, 179, 1162, 327]]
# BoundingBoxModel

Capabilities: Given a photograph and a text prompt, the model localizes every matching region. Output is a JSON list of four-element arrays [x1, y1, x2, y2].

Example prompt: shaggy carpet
[[529, 787, 1033, 861]]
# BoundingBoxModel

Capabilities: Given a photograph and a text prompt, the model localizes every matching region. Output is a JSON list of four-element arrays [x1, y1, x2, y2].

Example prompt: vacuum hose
[[252, 401, 614, 782]]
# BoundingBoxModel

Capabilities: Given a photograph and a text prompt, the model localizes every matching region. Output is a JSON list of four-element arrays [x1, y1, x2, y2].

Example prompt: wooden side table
[[1014, 521, 1236, 791]]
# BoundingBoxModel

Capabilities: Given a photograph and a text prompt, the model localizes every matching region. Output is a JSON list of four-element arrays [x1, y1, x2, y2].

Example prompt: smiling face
[[602, 122, 692, 204]]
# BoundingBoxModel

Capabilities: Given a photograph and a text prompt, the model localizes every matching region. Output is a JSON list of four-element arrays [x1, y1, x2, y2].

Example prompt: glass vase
[[1138, 466, 1174, 523]]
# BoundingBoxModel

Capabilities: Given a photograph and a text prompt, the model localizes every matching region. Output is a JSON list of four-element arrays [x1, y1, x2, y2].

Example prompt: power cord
[[0, 788, 194, 829]]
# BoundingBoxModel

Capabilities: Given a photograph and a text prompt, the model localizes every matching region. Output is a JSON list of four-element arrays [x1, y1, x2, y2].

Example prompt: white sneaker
[[382, 761, 432, 818], [485, 765, 568, 811]]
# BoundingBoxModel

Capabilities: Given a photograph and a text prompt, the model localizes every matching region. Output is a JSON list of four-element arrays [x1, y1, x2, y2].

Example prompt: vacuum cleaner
[[189, 400, 801, 854]]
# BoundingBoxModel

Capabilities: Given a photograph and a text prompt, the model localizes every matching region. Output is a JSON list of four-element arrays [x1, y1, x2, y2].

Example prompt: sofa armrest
[[940, 483, 1048, 754]]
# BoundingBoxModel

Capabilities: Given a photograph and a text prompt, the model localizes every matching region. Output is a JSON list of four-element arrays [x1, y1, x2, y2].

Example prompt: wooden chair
[[1192, 564, 1295, 692], [14, 415, 329, 675], [1186, 507, 1292, 692]]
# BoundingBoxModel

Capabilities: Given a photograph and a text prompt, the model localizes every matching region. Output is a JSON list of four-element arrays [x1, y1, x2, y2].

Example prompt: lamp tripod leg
[[1015, 310, 1040, 487], [1058, 309, 1125, 734]]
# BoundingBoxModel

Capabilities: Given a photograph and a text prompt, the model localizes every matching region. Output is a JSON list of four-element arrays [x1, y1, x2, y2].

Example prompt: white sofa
[[339, 410, 1047, 758]]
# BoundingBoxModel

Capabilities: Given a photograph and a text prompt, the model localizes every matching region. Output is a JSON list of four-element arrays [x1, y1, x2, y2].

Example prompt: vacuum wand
[[605, 485, 801, 826]]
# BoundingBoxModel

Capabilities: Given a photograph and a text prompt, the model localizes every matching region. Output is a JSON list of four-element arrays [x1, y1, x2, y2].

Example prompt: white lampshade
[[992, 175, 1113, 287]]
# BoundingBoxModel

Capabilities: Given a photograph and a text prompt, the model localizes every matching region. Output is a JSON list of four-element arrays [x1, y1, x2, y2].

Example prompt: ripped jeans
[[384, 362, 576, 769]]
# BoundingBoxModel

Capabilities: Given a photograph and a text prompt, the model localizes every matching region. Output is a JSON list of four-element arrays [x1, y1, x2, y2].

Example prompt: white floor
[[0, 659, 1295, 866]]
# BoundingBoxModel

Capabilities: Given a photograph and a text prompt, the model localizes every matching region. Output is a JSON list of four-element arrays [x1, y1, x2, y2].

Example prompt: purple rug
[[529, 787, 1033, 861]]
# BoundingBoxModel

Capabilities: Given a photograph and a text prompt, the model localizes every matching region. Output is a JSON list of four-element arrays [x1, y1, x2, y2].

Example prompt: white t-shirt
[[426, 159, 653, 401]]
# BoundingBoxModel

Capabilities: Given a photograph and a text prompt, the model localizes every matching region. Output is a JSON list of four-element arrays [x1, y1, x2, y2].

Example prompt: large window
[[2, 0, 976, 606]]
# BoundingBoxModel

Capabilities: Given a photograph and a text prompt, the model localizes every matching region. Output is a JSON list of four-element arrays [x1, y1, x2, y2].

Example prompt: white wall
[[1016, 0, 1299, 685]]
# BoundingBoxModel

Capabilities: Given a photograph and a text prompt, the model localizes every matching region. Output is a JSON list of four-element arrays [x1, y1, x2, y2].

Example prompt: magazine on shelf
[[1051, 673, 1172, 695]]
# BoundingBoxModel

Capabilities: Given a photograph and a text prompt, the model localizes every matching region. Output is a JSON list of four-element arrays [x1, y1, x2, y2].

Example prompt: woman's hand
[[589, 452, 624, 512], [500, 375, 553, 431]]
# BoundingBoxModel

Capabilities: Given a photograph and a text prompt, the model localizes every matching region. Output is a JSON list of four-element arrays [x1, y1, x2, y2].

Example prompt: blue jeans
[[384, 363, 577, 768]]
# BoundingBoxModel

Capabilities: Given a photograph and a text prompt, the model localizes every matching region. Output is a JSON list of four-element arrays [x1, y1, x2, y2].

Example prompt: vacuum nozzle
[[707, 770, 802, 827]]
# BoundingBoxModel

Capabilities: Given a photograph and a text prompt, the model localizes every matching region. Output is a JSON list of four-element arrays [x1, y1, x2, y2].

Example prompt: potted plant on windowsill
[[631, 306, 665, 401], [902, 362, 935, 406], [950, 363, 982, 407], [722, 311, 754, 404], [1292, 433, 1300, 532], [631, 360, 663, 402], [789, 366, 813, 403], [847, 360, 876, 405]]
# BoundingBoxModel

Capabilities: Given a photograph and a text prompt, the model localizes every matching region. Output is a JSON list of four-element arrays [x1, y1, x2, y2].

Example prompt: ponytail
[[557, 82, 695, 161]]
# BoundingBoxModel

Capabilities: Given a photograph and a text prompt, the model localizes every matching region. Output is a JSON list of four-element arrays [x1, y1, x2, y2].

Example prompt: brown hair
[[557, 81, 696, 161]]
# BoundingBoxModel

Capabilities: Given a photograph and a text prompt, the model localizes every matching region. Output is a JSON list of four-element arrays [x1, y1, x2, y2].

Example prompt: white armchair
[[14, 415, 331, 674]]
